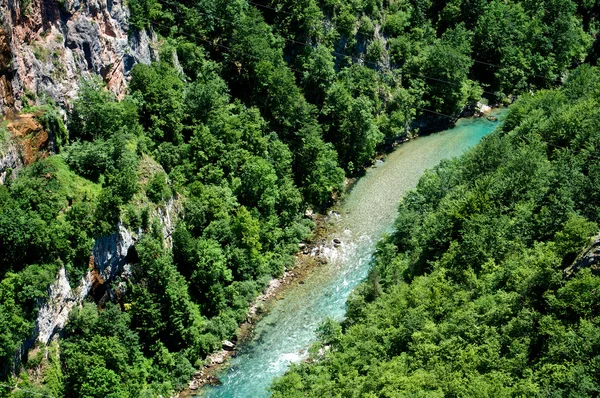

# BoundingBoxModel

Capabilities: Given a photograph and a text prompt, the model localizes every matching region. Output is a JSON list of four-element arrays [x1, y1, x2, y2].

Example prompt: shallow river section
[[200, 110, 506, 398]]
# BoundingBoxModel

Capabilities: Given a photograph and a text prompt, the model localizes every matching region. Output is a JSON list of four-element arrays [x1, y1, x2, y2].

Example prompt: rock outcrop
[[36, 223, 138, 344], [564, 233, 600, 278], [0, 139, 22, 183], [0, 0, 157, 115], [0, 112, 50, 182], [34, 267, 80, 345], [32, 197, 181, 347], [154, 196, 181, 248], [12, 223, 139, 370]]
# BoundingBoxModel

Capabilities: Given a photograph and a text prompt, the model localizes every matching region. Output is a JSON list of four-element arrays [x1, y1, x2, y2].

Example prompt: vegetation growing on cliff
[[1, 70, 315, 395], [272, 65, 600, 397]]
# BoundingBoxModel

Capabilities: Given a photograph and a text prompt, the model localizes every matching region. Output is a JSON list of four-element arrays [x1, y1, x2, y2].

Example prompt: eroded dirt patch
[[5, 112, 50, 165]]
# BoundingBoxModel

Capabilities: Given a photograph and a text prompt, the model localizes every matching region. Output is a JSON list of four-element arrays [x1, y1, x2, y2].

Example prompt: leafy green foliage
[[146, 172, 171, 204], [62, 303, 153, 397], [0, 156, 99, 277], [272, 65, 600, 397]]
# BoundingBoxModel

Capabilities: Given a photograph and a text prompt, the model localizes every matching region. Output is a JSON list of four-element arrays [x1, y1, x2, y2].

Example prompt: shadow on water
[[199, 109, 507, 398]]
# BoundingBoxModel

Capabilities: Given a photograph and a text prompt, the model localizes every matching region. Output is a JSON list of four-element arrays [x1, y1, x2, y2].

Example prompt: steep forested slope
[[1, 72, 318, 396], [272, 65, 600, 397], [130, 0, 596, 172], [1, 0, 600, 396]]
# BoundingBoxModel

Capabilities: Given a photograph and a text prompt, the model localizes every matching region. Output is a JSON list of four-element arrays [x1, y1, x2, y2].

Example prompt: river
[[199, 110, 506, 398]]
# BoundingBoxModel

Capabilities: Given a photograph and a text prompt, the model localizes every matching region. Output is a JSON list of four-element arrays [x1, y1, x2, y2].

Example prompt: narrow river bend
[[200, 110, 506, 398]]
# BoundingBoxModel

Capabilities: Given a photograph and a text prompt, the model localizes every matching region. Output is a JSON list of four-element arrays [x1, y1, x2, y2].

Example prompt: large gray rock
[[0, 140, 22, 183], [565, 233, 600, 278]]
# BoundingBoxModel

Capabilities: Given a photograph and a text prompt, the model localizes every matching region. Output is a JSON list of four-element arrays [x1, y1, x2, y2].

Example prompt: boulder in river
[[222, 340, 236, 351]]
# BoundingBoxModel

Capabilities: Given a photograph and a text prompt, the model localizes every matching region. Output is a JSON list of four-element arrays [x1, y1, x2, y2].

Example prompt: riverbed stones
[[325, 210, 341, 223], [210, 352, 226, 365]]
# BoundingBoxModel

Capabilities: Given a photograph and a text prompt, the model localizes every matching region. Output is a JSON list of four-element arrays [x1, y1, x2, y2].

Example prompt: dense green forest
[[272, 65, 600, 397], [1, 0, 600, 396]]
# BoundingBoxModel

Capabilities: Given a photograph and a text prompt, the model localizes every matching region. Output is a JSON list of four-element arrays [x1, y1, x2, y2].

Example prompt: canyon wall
[[0, 0, 156, 115]]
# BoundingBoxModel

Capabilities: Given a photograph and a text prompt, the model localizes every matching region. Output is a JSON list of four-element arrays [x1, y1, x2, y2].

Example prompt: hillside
[[272, 65, 600, 397]]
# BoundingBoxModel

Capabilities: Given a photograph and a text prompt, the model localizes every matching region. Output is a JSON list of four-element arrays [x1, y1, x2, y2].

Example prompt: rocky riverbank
[[178, 108, 508, 397], [179, 210, 344, 396]]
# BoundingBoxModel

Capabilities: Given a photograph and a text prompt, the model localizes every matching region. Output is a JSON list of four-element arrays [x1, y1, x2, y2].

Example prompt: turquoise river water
[[200, 110, 506, 398]]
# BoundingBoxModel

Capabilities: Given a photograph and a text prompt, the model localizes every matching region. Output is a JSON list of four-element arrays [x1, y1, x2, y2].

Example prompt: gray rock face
[[35, 223, 138, 345], [0, 0, 158, 114], [127, 29, 155, 73], [154, 196, 180, 248], [0, 140, 22, 183], [65, 17, 102, 72], [565, 233, 600, 278], [90, 223, 137, 288], [35, 267, 77, 345]]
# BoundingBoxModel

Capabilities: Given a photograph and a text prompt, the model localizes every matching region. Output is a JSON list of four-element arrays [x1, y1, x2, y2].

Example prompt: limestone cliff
[[32, 197, 180, 349], [0, 0, 157, 115]]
